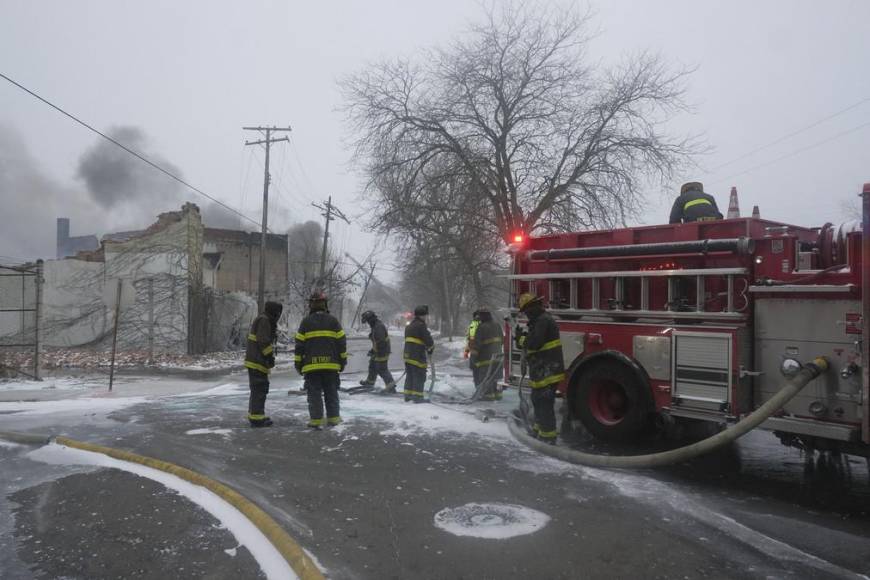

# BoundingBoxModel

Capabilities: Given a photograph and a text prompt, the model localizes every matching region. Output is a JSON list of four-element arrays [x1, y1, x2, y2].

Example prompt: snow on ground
[[28, 443, 301, 580], [185, 428, 234, 438], [0, 377, 105, 393], [507, 452, 869, 579], [0, 395, 148, 417], [172, 382, 247, 398], [433, 503, 550, 539]]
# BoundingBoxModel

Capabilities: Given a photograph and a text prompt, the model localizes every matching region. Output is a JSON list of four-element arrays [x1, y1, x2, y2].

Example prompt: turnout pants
[[403, 364, 427, 400], [530, 386, 557, 440], [364, 358, 396, 389], [247, 369, 270, 422], [476, 362, 500, 399], [305, 371, 341, 427]]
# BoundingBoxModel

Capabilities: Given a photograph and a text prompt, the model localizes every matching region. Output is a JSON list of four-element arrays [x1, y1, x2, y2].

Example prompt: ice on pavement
[[510, 453, 869, 578], [434, 502, 550, 539], [185, 428, 234, 437], [0, 395, 148, 416], [28, 443, 302, 580], [0, 377, 104, 392]]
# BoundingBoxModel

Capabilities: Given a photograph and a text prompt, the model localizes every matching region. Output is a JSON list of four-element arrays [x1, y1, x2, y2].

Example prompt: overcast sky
[[2, 0, 869, 274]]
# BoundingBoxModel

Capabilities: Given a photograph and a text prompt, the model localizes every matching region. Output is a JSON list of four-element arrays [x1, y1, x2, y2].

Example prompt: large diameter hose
[[508, 357, 829, 469]]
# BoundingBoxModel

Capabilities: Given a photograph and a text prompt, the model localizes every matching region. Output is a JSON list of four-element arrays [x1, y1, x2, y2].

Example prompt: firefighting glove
[[265, 354, 276, 368], [367, 349, 374, 357], [294, 363, 303, 375]]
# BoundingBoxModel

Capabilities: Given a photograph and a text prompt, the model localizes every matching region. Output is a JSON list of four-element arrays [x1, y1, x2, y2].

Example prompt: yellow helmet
[[517, 293, 543, 312]]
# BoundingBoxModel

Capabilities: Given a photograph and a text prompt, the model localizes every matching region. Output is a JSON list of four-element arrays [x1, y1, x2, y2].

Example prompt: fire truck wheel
[[573, 360, 652, 442]]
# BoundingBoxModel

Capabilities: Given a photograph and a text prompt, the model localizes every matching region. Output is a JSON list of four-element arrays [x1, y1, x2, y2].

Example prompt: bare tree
[[343, 1, 698, 242]]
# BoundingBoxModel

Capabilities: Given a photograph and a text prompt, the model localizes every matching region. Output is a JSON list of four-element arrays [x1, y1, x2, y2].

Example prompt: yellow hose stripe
[[53, 436, 324, 580]]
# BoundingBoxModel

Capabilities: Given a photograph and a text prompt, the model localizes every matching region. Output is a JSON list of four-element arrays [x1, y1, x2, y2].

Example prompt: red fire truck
[[503, 184, 870, 458]]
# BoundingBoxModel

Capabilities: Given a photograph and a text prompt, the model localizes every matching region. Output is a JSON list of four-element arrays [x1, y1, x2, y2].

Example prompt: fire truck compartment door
[[561, 332, 585, 368], [671, 331, 732, 411]]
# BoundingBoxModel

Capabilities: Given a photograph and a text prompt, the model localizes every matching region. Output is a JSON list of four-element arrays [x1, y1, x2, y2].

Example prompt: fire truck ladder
[[506, 267, 749, 321]]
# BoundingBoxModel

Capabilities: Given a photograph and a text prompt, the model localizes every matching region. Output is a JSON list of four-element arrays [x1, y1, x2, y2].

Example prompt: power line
[[704, 95, 870, 175], [708, 120, 870, 186], [0, 71, 263, 230]]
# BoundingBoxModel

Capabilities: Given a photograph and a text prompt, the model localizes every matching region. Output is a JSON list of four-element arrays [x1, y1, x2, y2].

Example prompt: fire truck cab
[[503, 184, 870, 457]]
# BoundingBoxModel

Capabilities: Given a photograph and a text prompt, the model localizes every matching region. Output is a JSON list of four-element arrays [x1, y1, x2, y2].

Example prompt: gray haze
[[2, 1, 870, 269], [77, 125, 182, 209]]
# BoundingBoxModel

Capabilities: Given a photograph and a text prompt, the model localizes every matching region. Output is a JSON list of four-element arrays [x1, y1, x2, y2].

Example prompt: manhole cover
[[433, 502, 549, 539]]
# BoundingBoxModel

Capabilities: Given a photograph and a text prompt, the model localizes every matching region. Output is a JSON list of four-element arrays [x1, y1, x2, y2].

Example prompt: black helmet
[[264, 301, 283, 319], [309, 289, 328, 311], [680, 181, 704, 195], [414, 304, 429, 316], [361, 310, 377, 324]]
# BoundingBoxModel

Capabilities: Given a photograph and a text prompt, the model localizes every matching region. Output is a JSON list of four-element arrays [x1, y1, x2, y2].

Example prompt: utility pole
[[243, 125, 291, 312], [313, 196, 350, 291]]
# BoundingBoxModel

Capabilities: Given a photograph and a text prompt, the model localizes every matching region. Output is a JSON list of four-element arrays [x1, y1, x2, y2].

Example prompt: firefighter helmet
[[680, 181, 704, 194], [517, 293, 542, 312], [414, 304, 429, 316], [309, 290, 328, 310], [361, 310, 376, 324]]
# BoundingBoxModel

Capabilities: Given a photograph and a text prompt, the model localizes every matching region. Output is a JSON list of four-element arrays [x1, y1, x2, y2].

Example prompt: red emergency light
[[512, 233, 524, 244]]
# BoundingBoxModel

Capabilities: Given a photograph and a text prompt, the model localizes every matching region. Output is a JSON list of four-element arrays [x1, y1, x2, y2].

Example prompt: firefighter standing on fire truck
[[294, 291, 347, 429], [359, 310, 396, 393], [470, 307, 503, 400], [515, 293, 564, 443], [403, 305, 434, 402], [669, 181, 723, 224], [244, 301, 283, 428]]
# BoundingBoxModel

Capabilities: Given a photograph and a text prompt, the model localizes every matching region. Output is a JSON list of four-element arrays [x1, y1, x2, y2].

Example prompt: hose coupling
[[803, 356, 830, 378]]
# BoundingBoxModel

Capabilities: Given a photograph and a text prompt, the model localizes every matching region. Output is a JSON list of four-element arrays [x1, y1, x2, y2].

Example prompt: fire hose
[[508, 357, 829, 469]]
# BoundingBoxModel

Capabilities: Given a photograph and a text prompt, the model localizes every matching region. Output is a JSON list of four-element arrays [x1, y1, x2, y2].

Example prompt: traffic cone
[[727, 187, 740, 219]]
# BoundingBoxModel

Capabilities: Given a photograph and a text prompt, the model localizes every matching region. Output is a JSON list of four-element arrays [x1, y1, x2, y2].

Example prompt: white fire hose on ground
[[508, 357, 829, 469]]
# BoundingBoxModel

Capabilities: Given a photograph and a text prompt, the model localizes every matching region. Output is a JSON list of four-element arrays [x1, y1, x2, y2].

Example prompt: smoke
[[77, 126, 182, 209], [200, 202, 245, 229], [0, 124, 101, 261], [0, 122, 268, 262]]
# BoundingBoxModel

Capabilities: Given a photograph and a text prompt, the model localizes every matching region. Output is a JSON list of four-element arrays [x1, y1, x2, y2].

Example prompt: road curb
[[53, 436, 324, 580]]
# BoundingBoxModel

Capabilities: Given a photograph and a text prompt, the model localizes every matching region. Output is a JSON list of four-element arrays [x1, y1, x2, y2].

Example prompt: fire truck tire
[[572, 360, 652, 442]]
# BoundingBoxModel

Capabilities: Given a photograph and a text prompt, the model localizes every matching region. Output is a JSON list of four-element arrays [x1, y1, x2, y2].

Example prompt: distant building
[[56, 218, 99, 259], [202, 228, 288, 303]]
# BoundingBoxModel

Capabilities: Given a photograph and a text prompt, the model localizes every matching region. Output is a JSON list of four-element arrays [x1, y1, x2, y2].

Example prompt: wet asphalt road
[[2, 338, 870, 579]]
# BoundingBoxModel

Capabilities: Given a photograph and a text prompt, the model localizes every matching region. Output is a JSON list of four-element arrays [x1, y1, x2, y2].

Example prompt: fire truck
[[502, 184, 870, 458]]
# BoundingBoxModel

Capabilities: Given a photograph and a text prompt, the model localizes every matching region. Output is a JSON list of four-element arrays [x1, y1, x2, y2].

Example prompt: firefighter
[[515, 293, 564, 444], [244, 301, 283, 428], [294, 291, 347, 429], [359, 310, 396, 392], [403, 304, 434, 402], [464, 309, 481, 383], [668, 181, 723, 224], [469, 307, 503, 400]]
